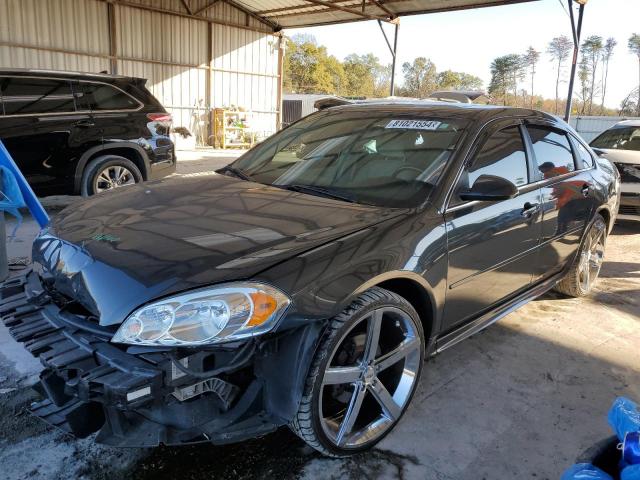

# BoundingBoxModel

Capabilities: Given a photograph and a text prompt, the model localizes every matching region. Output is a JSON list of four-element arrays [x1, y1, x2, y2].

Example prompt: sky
[[287, 0, 640, 110]]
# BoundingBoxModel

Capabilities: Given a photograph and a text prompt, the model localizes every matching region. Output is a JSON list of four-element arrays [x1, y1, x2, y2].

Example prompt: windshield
[[591, 126, 640, 151], [229, 110, 466, 208]]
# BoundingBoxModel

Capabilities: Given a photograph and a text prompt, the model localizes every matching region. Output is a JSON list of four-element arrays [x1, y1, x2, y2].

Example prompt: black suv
[[0, 69, 175, 196]]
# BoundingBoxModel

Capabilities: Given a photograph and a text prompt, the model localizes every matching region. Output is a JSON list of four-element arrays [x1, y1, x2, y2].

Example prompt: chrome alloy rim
[[94, 166, 136, 193], [578, 221, 606, 291], [319, 307, 421, 448]]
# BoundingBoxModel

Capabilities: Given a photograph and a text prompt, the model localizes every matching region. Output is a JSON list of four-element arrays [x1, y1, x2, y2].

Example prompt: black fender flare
[[73, 142, 151, 194]]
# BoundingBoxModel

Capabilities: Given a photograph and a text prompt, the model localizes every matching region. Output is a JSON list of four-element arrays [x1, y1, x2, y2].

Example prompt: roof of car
[[614, 119, 640, 127], [326, 100, 559, 122], [0, 68, 144, 83]]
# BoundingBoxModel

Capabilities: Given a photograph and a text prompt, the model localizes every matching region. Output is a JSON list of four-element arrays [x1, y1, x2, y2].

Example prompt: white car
[[591, 120, 640, 221]]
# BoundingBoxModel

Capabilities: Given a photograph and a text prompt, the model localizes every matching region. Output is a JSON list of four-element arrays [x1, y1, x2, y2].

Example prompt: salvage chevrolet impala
[[0, 103, 619, 457]]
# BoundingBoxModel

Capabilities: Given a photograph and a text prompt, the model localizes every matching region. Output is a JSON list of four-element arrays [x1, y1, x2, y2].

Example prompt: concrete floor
[[1, 150, 639, 479]]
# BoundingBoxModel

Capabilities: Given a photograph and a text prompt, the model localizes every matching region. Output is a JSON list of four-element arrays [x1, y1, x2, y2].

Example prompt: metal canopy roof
[[233, 0, 539, 29]]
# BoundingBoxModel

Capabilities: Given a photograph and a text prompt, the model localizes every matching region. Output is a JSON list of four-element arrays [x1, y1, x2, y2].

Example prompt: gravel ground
[[1, 150, 639, 479]]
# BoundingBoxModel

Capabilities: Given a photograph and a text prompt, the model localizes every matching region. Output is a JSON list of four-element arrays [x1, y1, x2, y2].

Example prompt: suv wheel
[[81, 155, 143, 196], [554, 213, 607, 297], [291, 287, 424, 457]]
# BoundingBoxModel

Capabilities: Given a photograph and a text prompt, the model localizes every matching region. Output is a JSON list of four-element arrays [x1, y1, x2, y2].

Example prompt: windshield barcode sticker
[[385, 119, 442, 130]]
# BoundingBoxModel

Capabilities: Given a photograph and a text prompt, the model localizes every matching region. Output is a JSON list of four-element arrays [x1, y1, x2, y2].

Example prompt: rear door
[[442, 120, 543, 330], [76, 80, 144, 144], [0, 76, 90, 194], [524, 124, 594, 280]]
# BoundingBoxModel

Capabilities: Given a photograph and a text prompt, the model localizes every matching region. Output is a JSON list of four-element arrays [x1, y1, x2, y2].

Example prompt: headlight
[[111, 283, 290, 346]]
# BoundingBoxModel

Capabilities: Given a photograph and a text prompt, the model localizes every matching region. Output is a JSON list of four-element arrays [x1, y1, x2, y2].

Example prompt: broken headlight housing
[[111, 283, 290, 346]]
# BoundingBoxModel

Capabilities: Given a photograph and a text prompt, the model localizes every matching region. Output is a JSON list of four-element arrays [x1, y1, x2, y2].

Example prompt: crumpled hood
[[33, 175, 397, 326]]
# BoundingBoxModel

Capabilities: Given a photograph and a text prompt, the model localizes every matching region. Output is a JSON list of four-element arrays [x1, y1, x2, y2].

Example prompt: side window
[[527, 126, 576, 179], [573, 138, 594, 169], [0, 77, 76, 115], [81, 82, 139, 111], [456, 125, 529, 199]]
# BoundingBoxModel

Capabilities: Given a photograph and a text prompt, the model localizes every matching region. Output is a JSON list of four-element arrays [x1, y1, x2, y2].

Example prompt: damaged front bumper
[[0, 271, 319, 447]]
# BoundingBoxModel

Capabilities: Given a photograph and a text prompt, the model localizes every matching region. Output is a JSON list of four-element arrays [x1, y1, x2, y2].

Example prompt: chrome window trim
[[77, 79, 143, 112], [568, 132, 598, 173], [0, 75, 143, 118]]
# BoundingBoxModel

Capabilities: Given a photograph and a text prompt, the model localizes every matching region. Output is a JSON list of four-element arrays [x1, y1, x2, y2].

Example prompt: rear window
[[591, 126, 640, 151], [527, 126, 576, 179], [0, 77, 77, 115], [80, 82, 140, 111]]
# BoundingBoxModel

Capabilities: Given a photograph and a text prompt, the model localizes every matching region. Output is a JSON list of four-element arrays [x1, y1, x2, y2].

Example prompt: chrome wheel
[[578, 220, 606, 292], [319, 307, 421, 448], [94, 165, 136, 193]]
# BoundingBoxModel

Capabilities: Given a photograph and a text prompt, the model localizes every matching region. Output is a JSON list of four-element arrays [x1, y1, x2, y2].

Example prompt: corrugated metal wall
[[0, 0, 110, 72], [212, 26, 280, 137], [0, 0, 281, 148]]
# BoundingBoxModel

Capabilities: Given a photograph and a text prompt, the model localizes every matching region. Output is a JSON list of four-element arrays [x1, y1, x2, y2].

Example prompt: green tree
[[577, 58, 590, 114], [283, 34, 344, 94], [401, 57, 438, 98], [435, 70, 483, 91], [629, 33, 640, 115], [547, 35, 573, 114], [619, 87, 639, 116], [522, 46, 540, 108], [580, 35, 604, 114], [600, 37, 617, 113], [489, 54, 523, 105], [342, 53, 390, 97]]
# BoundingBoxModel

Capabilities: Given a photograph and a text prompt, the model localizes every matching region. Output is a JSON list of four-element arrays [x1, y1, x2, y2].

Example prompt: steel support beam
[[301, 0, 391, 21], [104, 0, 277, 34], [223, 0, 281, 30], [370, 0, 395, 17], [193, 0, 221, 17], [378, 19, 399, 96], [179, 0, 193, 16], [276, 36, 285, 130], [107, 1, 118, 74], [564, 0, 585, 122]]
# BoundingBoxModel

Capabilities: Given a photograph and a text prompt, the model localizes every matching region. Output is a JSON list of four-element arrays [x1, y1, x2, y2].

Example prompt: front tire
[[554, 213, 607, 297], [291, 287, 424, 457]]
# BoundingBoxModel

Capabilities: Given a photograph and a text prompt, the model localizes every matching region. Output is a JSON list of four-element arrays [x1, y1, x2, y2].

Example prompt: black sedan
[[0, 102, 619, 457]]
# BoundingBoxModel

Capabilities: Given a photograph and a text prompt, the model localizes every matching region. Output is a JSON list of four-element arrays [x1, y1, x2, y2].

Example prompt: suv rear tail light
[[147, 113, 172, 123]]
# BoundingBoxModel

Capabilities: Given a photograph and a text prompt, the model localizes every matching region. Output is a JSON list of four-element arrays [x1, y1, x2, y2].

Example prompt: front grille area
[[619, 205, 640, 217], [0, 272, 162, 438], [615, 163, 640, 183]]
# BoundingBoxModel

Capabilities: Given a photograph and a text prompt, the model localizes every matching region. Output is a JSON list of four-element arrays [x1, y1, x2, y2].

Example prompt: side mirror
[[459, 174, 519, 202]]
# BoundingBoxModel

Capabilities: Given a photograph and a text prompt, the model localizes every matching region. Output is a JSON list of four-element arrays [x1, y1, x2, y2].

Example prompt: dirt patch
[[127, 429, 313, 480]]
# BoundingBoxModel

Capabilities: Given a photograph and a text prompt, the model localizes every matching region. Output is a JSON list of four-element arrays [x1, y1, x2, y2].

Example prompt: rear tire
[[290, 287, 424, 457], [81, 155, 142, 196], [554, 214, 607, 297]]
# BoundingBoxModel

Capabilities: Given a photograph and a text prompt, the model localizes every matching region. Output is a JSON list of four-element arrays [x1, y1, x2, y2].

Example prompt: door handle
[[581, 183, 590, 197], [521, 202, 540, 218], [74, 120, 95, 128]]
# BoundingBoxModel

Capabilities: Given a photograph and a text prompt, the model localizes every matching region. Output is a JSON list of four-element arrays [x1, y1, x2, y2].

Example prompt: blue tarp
[[563, 397, 640, 480], [0, 140, 49, 228]]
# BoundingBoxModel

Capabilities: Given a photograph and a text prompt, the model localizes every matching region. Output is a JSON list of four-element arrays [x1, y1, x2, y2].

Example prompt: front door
[[443, 122, 542, 331]]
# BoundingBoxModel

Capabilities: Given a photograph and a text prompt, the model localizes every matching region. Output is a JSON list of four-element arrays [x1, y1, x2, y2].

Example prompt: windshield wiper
[[217, 165, 252, 181], [277, 184, 357, 203]]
